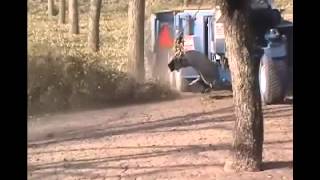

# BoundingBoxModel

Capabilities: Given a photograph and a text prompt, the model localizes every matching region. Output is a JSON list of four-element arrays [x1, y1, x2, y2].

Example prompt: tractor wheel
[[259, 55, 288, 105]]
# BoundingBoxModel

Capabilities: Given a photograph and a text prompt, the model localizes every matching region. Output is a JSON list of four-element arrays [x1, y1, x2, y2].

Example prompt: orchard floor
[[28, 90, 293, 180]]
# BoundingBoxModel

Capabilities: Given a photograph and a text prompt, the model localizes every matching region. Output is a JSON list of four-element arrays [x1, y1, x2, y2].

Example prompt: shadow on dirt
[[30, 139, 292, 156], [32, 162, 224, 179], [29, 142, 292, 179], [29, 143, 228, 179], [262, 161, 293, 170], [28, 105, 293, 179], [264, 139, 292, 145], [28, 91, 185, 118], [28, 105, 235, 147], [263, 105, 293, 119], [206, 93, 233, 100], [28, 101, 293, 147]]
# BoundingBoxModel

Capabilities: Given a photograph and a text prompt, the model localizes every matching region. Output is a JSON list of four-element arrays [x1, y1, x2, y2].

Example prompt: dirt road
[[28, 91, 293, 180]]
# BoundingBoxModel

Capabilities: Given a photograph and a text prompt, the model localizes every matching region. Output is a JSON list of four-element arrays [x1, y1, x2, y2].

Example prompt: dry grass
[[27, 0, 292, 115], [28, 1, 180, 115], [28, 1, 129, 71]]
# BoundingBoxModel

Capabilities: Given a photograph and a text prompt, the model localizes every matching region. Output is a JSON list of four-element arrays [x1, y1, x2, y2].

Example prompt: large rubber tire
[[259, 55, 288, 105], [175, 71, 188, 92]]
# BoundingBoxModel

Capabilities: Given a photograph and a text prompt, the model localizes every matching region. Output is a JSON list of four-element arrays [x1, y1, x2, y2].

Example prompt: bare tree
[[128, 0, 145, 81], [218, 0, 267, 172], [48, 0, 54, 18], [184, 0, 189, 7], [69, 0, 79, 34], [88, 0, 102, 52], [59, 0, 66, 24]]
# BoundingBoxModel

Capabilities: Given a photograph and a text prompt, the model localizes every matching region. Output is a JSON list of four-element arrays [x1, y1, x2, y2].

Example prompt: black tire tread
[[260, 56, 288, 104]]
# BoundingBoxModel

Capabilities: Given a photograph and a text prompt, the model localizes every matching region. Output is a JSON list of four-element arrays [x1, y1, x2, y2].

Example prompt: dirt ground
[[28, 91, 293, 180]]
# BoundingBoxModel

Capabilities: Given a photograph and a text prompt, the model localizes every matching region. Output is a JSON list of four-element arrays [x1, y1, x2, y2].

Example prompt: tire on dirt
[[259, 55, 288, 105]]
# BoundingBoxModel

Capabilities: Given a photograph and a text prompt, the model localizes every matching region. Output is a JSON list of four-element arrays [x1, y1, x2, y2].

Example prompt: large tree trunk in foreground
[[69, 0, 79, 34], [220, 1, 264, 172], [59, 0, 66, 24], [88, 0, 102, 52], [128, 0, 145, 81], [48, 0, 54, 18]]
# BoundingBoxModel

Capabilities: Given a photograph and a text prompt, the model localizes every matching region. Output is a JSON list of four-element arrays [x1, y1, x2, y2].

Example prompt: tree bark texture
[[88, 0, 102, 52], [59, 0, 66, 24], [220, 0, 264, 172], [128, 0, 145, 81], [69, 0, 79, 34], [184, 0, 190, 7]]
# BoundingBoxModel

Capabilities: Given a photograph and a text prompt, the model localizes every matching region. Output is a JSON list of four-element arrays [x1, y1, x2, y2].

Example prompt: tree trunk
[[69, 0, 79, 34], [128, 0, 145, 81], [88, 0, 102, 52], [48, 0, 54, 18], [59, 0, 66, 24], [220, 1, 264, 172], [144, 1, 156, 80], [183, 0, 189, 7]]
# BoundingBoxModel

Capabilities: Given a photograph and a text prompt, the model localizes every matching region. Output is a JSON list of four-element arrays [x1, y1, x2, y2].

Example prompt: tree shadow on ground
[[263, 105, 292, 113], [29, 143, 228, 179], [29, 139, 292, 157], [29, 143, 292, 179], [28, 106, 235, 147], [206, 94, 233, 100], [263, 105, 293, 119], [28, 102, 293, 148], [262, 161, 293, 170], [29, 143, 229, 156], [264, 139, 292, 145], [28, 97, 293, 179], [264, 113, 292, 119], [28, 93, 194, 119], [32, 162, 224, 179], [146, 123, 233, 133]]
